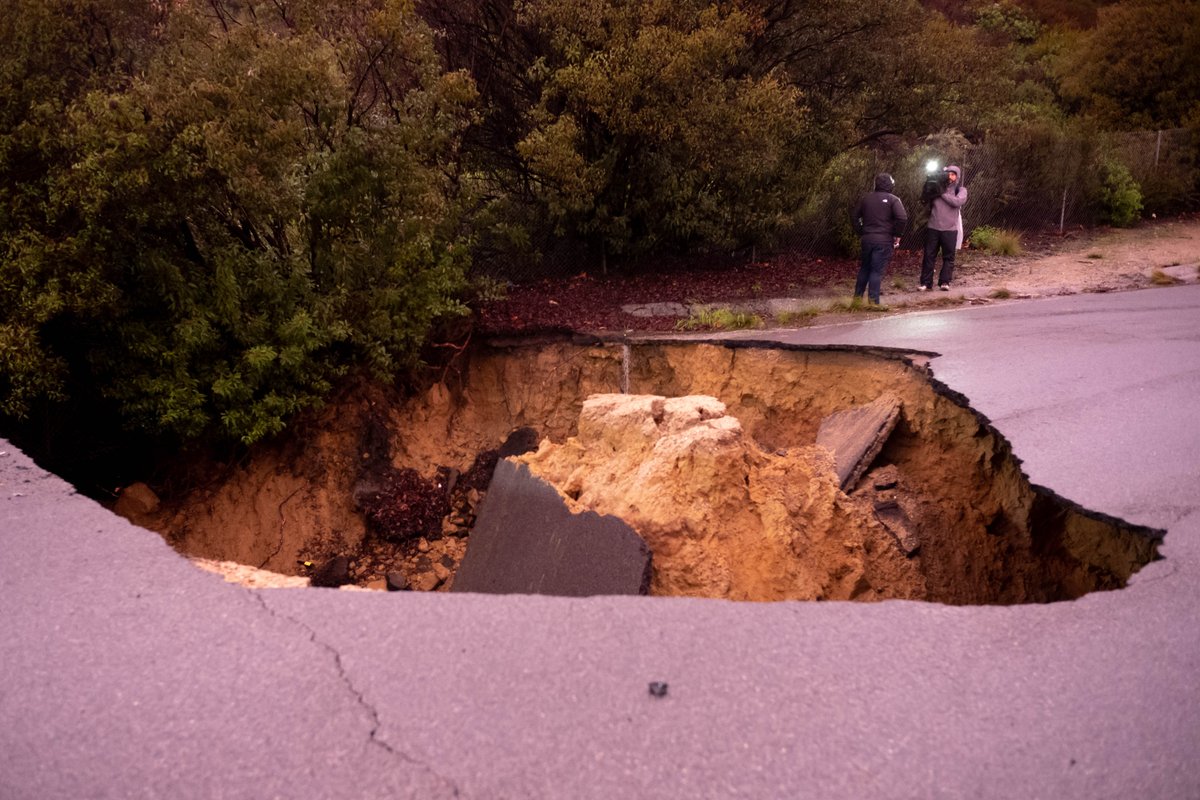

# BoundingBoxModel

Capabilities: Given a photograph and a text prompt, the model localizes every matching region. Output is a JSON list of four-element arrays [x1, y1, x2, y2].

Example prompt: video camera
[[921, 160, 950, 204]]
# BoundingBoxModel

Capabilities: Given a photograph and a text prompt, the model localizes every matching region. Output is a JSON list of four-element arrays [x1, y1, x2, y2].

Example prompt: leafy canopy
[[0, 0, 476, 444], [515, 0, 809, 257], [1053, 0, 1200, 129]]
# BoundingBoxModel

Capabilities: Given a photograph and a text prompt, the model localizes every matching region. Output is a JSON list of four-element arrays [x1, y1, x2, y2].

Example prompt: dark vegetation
[[1, 0, 1198, 487]]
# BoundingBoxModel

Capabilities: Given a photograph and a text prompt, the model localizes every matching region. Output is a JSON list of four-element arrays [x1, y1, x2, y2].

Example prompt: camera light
[[925, 159, 940, 174]]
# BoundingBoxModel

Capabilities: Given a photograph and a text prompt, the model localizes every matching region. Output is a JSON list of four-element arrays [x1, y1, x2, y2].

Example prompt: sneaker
[[917, 285, 929, 292], [938, 283, 950, 291]]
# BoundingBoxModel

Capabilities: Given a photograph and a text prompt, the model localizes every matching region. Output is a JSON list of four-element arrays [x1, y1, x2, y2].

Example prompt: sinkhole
[[116, 337, 1162, 604]]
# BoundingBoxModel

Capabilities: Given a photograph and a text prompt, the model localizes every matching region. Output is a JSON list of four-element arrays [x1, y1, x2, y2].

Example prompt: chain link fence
[[477, 127, 1199, 282]]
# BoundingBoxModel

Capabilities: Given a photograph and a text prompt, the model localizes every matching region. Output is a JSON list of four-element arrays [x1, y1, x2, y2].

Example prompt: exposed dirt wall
[[138, 337, 1160, 603]]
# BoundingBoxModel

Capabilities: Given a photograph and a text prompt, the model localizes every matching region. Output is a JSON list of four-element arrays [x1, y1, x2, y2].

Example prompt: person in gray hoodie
[[920, 164, 968, 291], [851, 173, 908, 304]]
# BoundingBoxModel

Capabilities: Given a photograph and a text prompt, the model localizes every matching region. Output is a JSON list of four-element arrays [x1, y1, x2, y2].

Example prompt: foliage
[[969, 225, 1022, 255], [0, 0, 476, 444], [973, 2, 1042, 44], [1109, 127, 1200, 216], [1005, 0, 1106, 28], [795, 149, 875, 257], [1052, 0, 1200, 130], [751, 1, 1021, 144], [515, 0, 808, 261], [675, 307, 763, 331], [1094, 160, 1144, 228], [946, 118, 1109, 231]]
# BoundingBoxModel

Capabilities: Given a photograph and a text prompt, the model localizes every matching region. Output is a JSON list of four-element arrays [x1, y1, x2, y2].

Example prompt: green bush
[[0, 0, 475, 445], [969, 225, 1023, 255], [515, 0, 810, 258], [1096, 160, 1144, 227]]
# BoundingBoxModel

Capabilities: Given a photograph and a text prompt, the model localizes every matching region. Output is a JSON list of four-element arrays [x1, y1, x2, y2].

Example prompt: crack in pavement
[[249, 593, 466, 798]]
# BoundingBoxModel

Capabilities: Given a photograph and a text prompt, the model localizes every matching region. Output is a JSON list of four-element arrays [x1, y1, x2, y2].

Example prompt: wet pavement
[[3, 285, 1199, 799]]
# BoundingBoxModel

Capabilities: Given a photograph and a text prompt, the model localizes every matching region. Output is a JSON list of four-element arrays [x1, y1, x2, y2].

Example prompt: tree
[[513, 0, 809, 263], [0, 0, 169, 421], [0, 0, 476, 445], [747, 0, 1024, 147], [1052, 0, 1200, 130]]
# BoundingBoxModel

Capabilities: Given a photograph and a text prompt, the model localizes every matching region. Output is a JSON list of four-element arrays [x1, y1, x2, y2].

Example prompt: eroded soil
[[121, 340, 1161, 603]]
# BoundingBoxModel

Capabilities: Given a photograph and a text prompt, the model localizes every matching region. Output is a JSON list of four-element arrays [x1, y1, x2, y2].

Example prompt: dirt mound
[[521, 394, 922, 601]]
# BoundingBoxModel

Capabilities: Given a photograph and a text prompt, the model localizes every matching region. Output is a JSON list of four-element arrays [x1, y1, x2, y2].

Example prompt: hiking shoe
[[938, 283, 950, 291], [917, 285, 929, 292]]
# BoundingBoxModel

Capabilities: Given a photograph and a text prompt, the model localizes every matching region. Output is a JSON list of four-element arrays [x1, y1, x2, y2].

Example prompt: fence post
[[1059, 187, 1067, 234], [1155, 130, 1162, 167]]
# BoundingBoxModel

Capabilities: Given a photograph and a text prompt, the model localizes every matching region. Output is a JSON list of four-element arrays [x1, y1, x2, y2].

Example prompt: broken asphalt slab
[[815, 393, 901, 492], [453, 458, 652, 596]]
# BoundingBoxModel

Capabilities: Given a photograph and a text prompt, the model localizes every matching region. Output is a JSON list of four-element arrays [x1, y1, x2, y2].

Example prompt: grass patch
[[915, 295, 968, 308], [1086, 252, 1105, 259], [1149, 269, 1182, 286], [988, 287, 1012, 299], [969, 225, 1022, 256], [675, 307, 764, 331], [775, 307, 821, 327], [828, 296, 890, 313]]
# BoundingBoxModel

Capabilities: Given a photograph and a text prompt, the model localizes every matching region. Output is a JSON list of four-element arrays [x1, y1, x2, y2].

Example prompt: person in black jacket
[[851, 173, 908, 304]]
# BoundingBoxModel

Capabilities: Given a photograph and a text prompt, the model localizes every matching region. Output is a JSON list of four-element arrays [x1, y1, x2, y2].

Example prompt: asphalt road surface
[[3, 286, 1198, 799]]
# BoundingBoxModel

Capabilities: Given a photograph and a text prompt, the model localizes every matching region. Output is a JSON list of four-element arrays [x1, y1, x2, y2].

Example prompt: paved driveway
[[3, 286, 1198, 799]]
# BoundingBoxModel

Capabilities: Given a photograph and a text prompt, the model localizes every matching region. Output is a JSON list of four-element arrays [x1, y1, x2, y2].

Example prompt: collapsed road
[[121, 338, 1158, 605], [2, 285, 1199, 799]]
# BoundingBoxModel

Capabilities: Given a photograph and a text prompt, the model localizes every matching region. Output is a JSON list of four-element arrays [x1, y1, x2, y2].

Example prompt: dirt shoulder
[[921, 215, 1200, 298], [475, 214, 1200, 335], [696, 215, 1200, 328]]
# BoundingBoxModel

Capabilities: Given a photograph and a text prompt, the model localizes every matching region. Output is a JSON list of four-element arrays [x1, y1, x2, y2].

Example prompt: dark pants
[[855, 243, 892, 303], [921, 228, 958, 287]]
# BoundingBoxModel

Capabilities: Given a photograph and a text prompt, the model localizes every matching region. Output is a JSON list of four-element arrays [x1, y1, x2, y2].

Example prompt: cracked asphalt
[[2, 285, 1199, 799]]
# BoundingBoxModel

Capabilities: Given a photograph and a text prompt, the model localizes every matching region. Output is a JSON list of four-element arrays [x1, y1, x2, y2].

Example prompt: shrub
[[1096, 160, 1143, 227], [0, 2, 475, 446], [970, 226, 1023, 255], [516, 0, 810, 258]]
